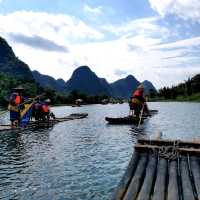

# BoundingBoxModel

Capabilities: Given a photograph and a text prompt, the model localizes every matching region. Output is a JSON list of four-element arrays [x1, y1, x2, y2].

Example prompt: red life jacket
[[15, 95, 21, 105], [42, 104, 49, 113], [133, 89, 143, 98]]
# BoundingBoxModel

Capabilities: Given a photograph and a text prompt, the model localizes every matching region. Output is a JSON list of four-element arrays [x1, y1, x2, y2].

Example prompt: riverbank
[[149, 93, 200, 102]]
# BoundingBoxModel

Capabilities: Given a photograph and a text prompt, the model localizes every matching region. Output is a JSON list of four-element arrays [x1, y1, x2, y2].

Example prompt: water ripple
[[0, 103, 200, 199]]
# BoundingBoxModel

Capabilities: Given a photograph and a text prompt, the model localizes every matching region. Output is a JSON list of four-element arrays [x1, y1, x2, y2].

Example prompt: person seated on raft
[[8, 86, 24, 128], [129, 84, 150, 117], [41, 99, 55, 121]]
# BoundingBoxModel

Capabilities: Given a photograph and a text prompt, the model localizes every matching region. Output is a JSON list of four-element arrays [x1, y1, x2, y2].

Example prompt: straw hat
[[13, 86, 24, 90], [44, 99, 51, 103], [137, 84, 144, 90]]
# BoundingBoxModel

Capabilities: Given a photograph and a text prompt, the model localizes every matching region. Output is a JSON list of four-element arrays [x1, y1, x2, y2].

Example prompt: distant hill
[[33, 66, 157, 98], [110, 75, 140, 98], [0, 36, 40, 104], [142, 80, 157, 95], [0, 36, 157, 99], [0, 37, 34, 81], [32, 70, 66, 92], [65, 66, 112, 96]]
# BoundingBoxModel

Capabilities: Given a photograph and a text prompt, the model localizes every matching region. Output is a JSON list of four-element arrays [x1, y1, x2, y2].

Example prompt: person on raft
[[41, 99, 55, 121], [8, 86, 24, 128], [129, 84, 150, 117]]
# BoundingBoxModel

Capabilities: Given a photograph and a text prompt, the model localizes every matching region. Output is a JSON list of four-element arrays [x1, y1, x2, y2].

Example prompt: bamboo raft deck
[[112, 138, 200, 200], [0, 113, 88, 133]]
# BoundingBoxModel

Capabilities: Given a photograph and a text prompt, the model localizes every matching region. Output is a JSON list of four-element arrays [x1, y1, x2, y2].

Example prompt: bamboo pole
[[167, 160, 179, 200], [123, 153, 148, 200], [135, 144, 200, 155], [137, 154, 157, 200], [180, 157, 195, 200], [112, 151, 139, 200], [152, 158, 167, 200], [189, 156, 200, 200], [138, 139, 200, 148]]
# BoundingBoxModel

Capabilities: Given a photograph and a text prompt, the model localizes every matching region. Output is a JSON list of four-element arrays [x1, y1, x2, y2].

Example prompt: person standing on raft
[[8, 86, 24, 128], [129, 84, 149, 117]]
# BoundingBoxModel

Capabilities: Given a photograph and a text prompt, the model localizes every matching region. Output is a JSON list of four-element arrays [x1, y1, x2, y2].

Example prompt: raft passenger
[[130, 84, 149, 117], [41, 99, 55, 120], [8, 87, 24, 128]]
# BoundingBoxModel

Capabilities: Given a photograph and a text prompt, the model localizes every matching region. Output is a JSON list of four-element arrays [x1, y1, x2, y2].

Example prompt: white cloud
[[153, 36, 200, 50], [0, 11, 199, 88], [83, 4, 103, 16], [0, 11, 104, 45], [149, 0, 200, 22], [101, 17, 170, 41]]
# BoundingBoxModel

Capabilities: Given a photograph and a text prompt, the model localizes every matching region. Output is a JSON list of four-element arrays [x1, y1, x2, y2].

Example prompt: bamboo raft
[[105, 110, 158, 125], [0, 113, 88, 133], [112, 138, 200, 200]]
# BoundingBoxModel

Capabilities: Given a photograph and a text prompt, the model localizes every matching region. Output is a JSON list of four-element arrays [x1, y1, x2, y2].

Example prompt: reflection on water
[[0, 102, 200, 199]]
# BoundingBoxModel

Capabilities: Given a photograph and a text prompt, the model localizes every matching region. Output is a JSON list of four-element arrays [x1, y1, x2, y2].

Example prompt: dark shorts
[[10, 111, 20, 122]]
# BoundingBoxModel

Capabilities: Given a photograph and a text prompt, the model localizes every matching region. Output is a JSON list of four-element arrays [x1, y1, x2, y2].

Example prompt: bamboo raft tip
[[112, 138, 200, 200]]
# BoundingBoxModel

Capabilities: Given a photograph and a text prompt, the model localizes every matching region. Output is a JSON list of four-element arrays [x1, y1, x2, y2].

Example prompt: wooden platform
[[112, 139, 200, 200], [0, 113, 88, 133]]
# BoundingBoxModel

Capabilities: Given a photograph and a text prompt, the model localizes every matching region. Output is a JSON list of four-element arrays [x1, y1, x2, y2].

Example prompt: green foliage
[[155, 74, 200, 101], [0, 73, 41, 106]]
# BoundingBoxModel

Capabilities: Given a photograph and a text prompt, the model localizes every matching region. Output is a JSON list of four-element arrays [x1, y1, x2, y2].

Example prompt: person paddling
[[129, 84, 149, 117], [8, 86, 24, 128]]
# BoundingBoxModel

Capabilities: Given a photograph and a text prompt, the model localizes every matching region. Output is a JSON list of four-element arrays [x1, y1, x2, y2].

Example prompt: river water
[[0, 102, 200, 200]]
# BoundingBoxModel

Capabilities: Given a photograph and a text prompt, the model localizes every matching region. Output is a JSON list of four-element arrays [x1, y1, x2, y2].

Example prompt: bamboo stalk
[[137, 154, 157, 200], [135, 144, 200, 155], [152, 158, 167, 200], [180, 157, 195, 200], [123, 153, 148, 200], [112, 151, 139, 200], [167, 160, 179, 200], [189, 156, 200, 200], [138, 139, 200, 148]]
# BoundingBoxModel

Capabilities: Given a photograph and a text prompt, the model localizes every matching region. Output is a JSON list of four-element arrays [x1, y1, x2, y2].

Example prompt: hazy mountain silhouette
[[0, 36, 34, 81]]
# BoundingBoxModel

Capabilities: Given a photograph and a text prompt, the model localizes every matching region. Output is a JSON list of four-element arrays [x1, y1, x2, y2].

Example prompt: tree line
[[0, 73, 110, 106], [154, 74, 200, 101]]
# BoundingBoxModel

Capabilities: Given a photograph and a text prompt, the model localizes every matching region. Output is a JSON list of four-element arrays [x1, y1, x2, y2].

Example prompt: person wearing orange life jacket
[[41, 99, 55, 121], [8, 86, 24, 128], [130, 84, 149, 117]]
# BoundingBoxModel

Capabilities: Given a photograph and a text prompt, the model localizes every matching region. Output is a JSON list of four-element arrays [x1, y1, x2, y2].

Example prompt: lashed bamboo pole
[[180, 157, 195, 200], [137, 154, 157, 200], [123, 153, 148, 200], [167, 160, 179, 200], [112, 151, 139, 200], [189, 156, 200, 200], [152, 158, 167, 200]]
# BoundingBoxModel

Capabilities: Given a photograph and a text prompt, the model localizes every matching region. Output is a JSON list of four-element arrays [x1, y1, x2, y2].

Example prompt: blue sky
[[0, 0, 200, 88]]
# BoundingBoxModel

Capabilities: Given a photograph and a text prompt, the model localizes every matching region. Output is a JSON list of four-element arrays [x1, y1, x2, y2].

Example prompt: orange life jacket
[[15, 95, 21, 105], [42, 104, 49, 113]]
